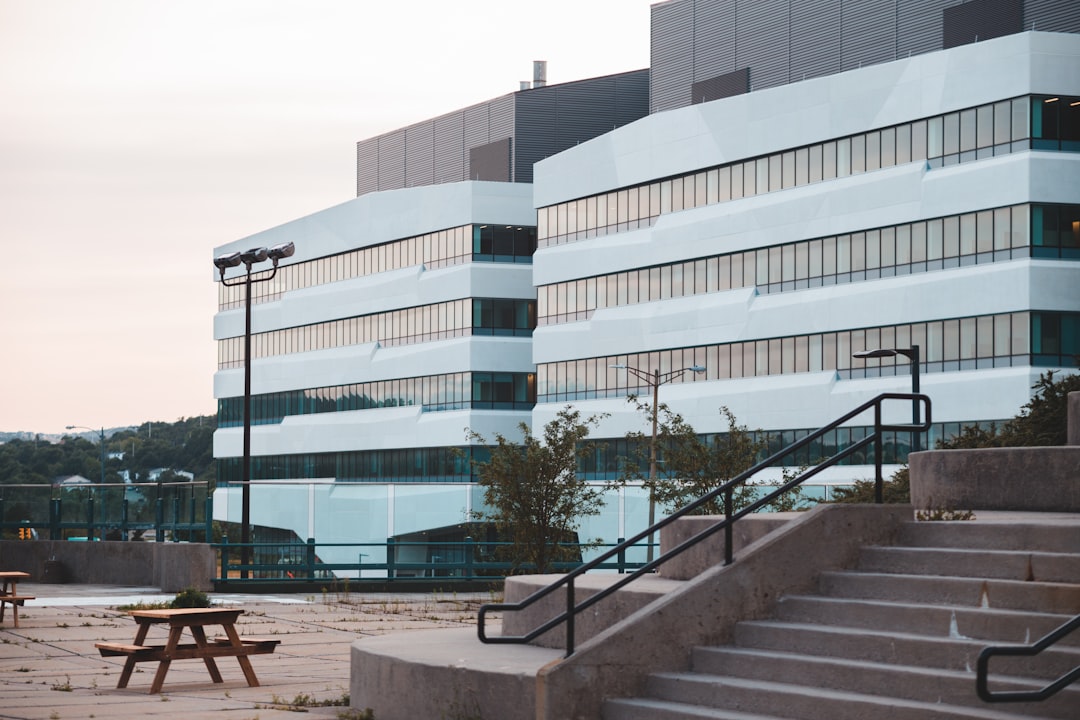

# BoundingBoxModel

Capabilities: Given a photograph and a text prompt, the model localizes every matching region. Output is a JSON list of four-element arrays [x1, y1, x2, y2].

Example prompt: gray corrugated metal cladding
[[649, 0, 1080, 114], [354, 70, 648, 197]]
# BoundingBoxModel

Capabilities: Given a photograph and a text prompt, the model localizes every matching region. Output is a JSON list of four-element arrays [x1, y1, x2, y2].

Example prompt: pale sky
[[0, 0, 654, 435]]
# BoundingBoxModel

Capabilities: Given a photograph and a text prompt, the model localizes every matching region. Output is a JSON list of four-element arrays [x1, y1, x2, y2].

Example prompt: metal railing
[[976, 613, 1080, 703], [0, 482, 212, 542], [477, 392, 931, 656], [213, 538, 649, 585]]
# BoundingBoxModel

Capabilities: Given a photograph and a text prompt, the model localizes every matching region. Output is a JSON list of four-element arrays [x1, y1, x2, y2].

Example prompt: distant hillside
[[0, 415, 218, 486]]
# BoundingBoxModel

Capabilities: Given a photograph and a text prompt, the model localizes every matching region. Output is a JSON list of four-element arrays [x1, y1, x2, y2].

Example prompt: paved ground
[[0, 582, 500, 720]]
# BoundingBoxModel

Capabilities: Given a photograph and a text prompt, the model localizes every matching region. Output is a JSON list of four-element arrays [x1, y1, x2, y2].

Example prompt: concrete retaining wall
[[0, 540, 215, 592], [909, 447, 1080, 513]]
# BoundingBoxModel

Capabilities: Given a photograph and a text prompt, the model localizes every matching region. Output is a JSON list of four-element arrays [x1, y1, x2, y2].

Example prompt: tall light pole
[[610, 363, 706, 562], [214, 241, 295, 578], [853, 344, 921, 454]]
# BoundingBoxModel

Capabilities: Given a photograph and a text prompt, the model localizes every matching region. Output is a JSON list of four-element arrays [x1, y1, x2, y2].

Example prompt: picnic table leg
[[221, 623, 260, 687], [189, 626, 224, 683], [149, 625, 183, 693], [116, 621, 152, 689]]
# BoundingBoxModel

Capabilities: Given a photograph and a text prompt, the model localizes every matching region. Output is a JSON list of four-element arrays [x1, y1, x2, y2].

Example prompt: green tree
[[622, 400, 798, 516], [467, 406, 612, 574], [831, 466, 911, 504], [938, 371, 1080, 449]]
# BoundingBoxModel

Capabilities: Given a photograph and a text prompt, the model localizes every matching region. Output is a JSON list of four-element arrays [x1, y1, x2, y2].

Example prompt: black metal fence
[[0, 482, 212, 542]]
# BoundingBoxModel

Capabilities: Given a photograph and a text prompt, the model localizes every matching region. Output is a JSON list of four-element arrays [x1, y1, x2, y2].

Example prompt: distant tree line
[[0, 416, 217, 488]]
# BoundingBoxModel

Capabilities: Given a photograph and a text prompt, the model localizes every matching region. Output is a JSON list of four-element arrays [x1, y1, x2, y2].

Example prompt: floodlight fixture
[[267, 242, 295, 261], [240, 247, 269, 265]]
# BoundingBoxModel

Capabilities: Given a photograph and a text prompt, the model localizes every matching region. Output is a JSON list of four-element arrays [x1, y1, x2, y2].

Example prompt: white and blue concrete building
[[212, 2, 1080, 567]]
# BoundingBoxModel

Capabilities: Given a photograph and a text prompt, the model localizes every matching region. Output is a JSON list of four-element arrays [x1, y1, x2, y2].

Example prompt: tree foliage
[[938, 371, 1080, 449], [622, 399, 801, 515], [0, 416, 217, 488], [467, 407, 611, 574], [831, 466, 911, 504]]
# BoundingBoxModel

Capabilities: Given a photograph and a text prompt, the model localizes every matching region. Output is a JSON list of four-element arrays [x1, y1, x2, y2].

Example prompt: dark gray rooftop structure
[[649, 0, 1080, 112], [356, 69, 649, 197]]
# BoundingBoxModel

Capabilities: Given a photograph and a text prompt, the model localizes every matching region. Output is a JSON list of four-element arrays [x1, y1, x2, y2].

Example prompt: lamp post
[[610, 363, 706, 563], [214, 241, 295, 578], [65, 424, 105, 542], [852, 344, 921, 454]]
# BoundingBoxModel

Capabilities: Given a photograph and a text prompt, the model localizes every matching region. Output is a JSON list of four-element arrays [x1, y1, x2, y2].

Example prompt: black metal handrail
[[477, 392, 931, 656], [976, 613, 1080, 703]]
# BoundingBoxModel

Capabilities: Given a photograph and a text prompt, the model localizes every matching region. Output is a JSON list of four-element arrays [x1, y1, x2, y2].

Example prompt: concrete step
[[638, 673, 1059, 720], [773, 595, 1080, 647], [688, 646, 1080, 719], [817, 570, 1080, 614], [732, 620, 1080, 680], [896, 521, 1080, 553], [858, 546, 1080, 583], [604, 697, 787, 720]]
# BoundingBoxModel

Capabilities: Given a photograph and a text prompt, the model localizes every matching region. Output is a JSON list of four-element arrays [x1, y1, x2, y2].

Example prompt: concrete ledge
[[350, 627, 561, 720], [0, 540, 214, 592], [658, 512, 797, 580], [500, 572, 684, 650], [909, 448, 1080, 513], [535, 503, 912, 720]]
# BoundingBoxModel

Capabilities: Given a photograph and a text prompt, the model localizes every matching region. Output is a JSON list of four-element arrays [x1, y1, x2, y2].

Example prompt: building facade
[[533, 29, 1080, 485], [213, 1, 1080, 565]]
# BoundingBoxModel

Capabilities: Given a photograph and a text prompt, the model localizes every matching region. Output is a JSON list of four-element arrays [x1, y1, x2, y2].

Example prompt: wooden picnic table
[[0, 571, 33, 628], [96, 607, 279, 693]]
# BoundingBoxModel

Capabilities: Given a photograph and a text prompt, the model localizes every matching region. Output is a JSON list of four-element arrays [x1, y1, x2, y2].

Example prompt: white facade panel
[[212, 181, 534, 281], [534, 32, 1080, 208]]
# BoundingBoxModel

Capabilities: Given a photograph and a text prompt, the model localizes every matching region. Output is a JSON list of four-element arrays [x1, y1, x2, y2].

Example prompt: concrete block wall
[[0, 540, 215, 592]]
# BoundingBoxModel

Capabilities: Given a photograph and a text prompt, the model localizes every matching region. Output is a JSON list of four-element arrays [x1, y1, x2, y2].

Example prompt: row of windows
[[537, 311, 1080, 403], [217, 224, 537, 311], [218, 372, 537, 427], [537, 95, 1079, 247], [218, 298, 536, 369], [538, 203, 1079, 325], [215, 419, 997, 484]]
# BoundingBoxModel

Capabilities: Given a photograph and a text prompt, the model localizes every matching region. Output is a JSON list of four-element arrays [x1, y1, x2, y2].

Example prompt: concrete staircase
[[604, 518, 1080, 720]]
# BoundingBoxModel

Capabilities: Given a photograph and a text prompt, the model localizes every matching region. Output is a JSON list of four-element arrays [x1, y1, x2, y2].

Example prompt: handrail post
[[86, 493, 95, 541], [204, 495, 213, 543], [155, 495, 164, 542], [306, 538, 316, 580], [465, 536, 474, 580], [121, 498, 129, 541], [874, 400, 884, 504], [617, 537, 625, 574], [220, 537, 230, 581], [724, 488, 734, 565], [566, 576, 575, 657], [386, 538, 396, 581], [50, 498, 61, 540]]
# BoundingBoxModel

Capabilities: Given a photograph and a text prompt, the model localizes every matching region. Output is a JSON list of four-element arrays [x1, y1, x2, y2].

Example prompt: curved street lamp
[[852, 344, 921, 454], [610, 363, 706, 562], [214, 241, 295, 578]]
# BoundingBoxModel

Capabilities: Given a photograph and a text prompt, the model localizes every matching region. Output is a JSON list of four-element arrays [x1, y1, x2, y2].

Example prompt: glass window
[[959, 109, 977, 152], [743, 161, 756, 198], [943, 112, 960, 155], [865, 132, 880, 171], [769, 154, 782, 192], [836, 138, 851, 177], [756, 158, 769, 195], [795, 147, 809, 186], [809, 143, 823, 183], [782, 151, 795, 188], [976, 105, 994, 149], [717, 167, 731, 202], [943, 216, 960, 258], [731, 163, 743, 199], [823, 141, 837, 180], [927, 116, 943, 158], [1011, 97, 1029, 141]]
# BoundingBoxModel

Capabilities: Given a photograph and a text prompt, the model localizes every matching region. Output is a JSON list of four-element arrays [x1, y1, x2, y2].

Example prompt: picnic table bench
[[95, 607, 278, 693], [0, 571, 34, 628]]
